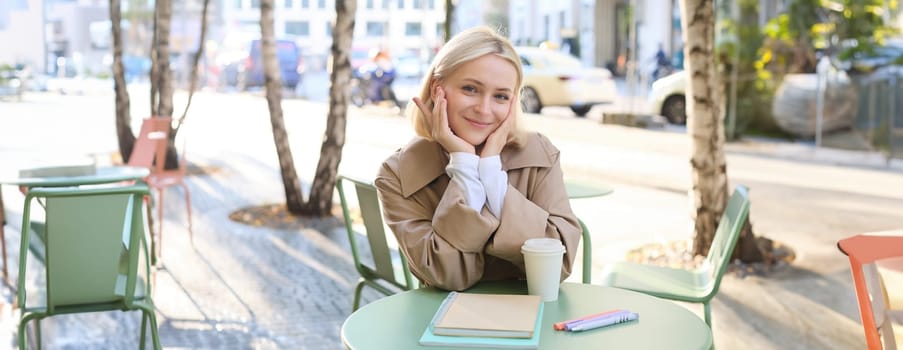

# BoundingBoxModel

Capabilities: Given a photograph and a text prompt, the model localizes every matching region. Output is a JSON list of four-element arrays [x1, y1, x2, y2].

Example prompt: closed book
[[419, 299, 543, 349], [430, 292, 542, 338]]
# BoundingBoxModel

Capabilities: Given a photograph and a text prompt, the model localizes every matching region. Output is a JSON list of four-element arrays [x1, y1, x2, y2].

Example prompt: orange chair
[[837, 233, 903, 350], [145, 119, 194, 258], [127, 117, 170, 170]]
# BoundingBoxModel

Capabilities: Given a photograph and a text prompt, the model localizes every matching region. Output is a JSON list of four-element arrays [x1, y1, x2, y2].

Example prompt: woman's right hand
[[413, 86, 475, 154]]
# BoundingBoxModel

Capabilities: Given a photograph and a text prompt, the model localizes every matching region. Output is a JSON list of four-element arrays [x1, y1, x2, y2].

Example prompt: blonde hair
[[409, 26, 527, 148]]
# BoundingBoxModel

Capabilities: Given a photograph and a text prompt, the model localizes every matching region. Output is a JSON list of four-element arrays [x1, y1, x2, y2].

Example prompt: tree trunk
[[110, 0, 135, 162], [681, 0, 730, 256], [177, 0, 210, 130], [302, 0, 357, 216], [260, 0, 305, 214], [151, 0, 174, 118], [444, 0, 454, 42]]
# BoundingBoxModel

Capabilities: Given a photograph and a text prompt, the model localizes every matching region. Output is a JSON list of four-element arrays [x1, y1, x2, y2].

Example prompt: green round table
[[0, 165, 149, 187], [565, 181, 613, 199], [341, 281, 712, 349], [0, 165, 150, 283]]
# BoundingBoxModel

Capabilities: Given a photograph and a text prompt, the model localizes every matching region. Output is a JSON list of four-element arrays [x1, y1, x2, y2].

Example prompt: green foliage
[[829, 0, 897, 60], [718, 0, 782, 139]]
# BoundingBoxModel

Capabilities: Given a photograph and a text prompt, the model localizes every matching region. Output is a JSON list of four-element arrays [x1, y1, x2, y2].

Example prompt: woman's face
[[437, 54, 517, 147]]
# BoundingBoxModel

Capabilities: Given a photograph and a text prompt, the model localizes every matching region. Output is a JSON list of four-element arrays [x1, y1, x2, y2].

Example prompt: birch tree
[[260, 0, 305, 213], [150, 0, 173, 118], [110, 0, 136, 162], [260, 0, 357, 216], [303, 0, 357, 215], [682, 0, 765, 261], [681, 0, 729, 255]]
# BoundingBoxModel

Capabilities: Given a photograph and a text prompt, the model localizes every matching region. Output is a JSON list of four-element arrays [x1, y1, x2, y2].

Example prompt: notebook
[[429, 292, 542, 338], [419, 297, 544, 349]]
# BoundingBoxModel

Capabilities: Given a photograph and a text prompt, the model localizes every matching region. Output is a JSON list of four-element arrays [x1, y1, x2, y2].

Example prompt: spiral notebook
[[419, 292, 543, 349]]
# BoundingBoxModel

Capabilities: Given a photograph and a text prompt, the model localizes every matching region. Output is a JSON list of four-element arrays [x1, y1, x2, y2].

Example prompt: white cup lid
[[521, 238, 565, 254]]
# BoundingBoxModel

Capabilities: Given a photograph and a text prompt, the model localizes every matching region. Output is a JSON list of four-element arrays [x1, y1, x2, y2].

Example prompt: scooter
[[350, 63, 403, 111]]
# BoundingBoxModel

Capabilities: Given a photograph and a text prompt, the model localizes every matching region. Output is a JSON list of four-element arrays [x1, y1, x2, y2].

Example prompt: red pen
[[553, 309, 625, 331]]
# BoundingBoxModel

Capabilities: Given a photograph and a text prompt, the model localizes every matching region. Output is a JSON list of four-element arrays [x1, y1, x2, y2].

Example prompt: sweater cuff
[[445, 152, 485, 212]]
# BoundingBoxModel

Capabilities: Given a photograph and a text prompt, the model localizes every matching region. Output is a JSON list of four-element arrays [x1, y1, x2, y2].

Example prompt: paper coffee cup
[[521, 238, 565, 302]]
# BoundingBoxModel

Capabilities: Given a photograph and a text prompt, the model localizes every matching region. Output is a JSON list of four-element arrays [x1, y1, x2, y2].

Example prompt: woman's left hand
[[480, 98, 516, 157]]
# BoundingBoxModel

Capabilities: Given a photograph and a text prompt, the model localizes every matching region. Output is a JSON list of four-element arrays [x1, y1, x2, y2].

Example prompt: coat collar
[[397, 132, 556, 197]]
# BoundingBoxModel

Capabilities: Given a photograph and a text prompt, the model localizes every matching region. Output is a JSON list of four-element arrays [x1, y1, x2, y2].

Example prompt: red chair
[[145, 120, 194, 259], [837, 233, 903, 350], [128, 117, 193, 260]]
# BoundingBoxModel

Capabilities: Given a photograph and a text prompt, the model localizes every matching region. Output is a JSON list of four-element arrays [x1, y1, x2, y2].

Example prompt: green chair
[[18, 184, 161, 350], [578, 218, 592, 284], [600, 185, 750, 330], [337, 175, 418, 311]]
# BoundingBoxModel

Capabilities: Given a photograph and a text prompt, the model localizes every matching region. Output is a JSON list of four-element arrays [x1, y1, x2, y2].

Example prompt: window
[[436, 22, 444, 38], [301, 0, 309, 8], [428, 0, 434, 9], [251, 0, 260, 8], [413, 0, 422, 9], [366, 0, 374, 8], [284, 0, 292, 8], [318, 0, 326, 8], [405, 22, 421, 36], [382, 0, 390, 9], [366, 21, 386, 37], [326, 21, 333, 36], [234, 0, 242, 9], [397, 0, 404, 9], [285, 21, 310, 36]]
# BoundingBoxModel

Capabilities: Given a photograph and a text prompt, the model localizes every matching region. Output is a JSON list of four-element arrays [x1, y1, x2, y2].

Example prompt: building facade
[[0, 0, 45, 71], [221, 0, 448, 71], [508, 0, 680, 77]]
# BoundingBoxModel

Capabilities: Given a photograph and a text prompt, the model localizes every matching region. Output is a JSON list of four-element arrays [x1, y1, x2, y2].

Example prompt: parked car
[[0, 65, 26, 101], [217, 39, 304, 90], [516, 46, 617, 117], [648, 70, 687, 124], [243, 39, 304, 90]]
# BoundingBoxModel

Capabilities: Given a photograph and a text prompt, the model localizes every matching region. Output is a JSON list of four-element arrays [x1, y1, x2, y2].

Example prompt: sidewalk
[[1, 91, 901, 349]]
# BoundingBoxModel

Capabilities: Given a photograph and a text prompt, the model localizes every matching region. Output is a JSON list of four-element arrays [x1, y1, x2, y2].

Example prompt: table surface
[[341, 281, 712, 350], [564, 181, 613, 199], [0, 165, 149, 187]]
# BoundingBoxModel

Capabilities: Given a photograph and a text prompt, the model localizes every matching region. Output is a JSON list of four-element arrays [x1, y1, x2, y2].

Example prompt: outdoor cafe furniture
[[131, 116, 195, 260], [341, 280, 712, 349], [336, 175, 599, 312], [564, 179, 614, 283], [837, 231, 903, 350], [0, 163, 150, 283], [17, 184, 161, 349]]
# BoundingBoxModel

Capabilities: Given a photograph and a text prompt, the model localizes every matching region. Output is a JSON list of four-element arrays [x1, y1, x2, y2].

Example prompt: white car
[[516, 47, 617, 117], [648, 70, 687, 124]]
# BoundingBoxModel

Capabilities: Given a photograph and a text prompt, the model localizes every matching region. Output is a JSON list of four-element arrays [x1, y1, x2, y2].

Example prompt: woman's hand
[[413, 86, 475, 154], [479, 97, 516, 158]]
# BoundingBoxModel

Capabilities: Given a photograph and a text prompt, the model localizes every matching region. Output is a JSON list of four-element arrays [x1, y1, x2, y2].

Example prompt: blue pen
[[565, 310, 632, 331], [569, 312, 639, 332]]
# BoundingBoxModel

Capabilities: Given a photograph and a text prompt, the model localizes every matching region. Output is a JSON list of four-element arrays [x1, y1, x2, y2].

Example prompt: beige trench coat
[[375, 132, 581, 291]]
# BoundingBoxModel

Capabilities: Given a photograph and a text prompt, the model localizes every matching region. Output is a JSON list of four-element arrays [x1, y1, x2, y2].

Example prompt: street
[[1, 87, 902, 349]]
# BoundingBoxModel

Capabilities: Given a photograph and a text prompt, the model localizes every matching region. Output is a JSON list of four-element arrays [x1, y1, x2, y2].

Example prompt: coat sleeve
[[485, 142, 581, 282], [375, 162, 500, 291]]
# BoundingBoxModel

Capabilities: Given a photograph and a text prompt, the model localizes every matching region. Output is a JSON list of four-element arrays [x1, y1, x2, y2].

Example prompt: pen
[[553, 309, 625, 331], [569, 312, 639, 332], [565, 310, 632, 331]]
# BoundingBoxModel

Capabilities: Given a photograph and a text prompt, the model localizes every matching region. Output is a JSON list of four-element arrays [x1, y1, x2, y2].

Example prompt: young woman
[[374, 26, 581, 291]]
